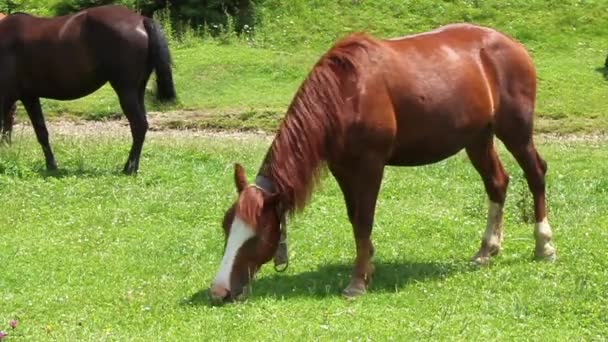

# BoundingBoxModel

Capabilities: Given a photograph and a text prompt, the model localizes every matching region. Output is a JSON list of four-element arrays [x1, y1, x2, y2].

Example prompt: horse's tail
[[143, 17, 176, 102]]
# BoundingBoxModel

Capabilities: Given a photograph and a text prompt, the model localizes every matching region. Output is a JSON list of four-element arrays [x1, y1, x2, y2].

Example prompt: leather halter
[[254, 175, 289, 273]]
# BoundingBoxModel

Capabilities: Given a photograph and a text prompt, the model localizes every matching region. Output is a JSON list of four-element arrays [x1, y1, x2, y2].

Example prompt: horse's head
[[209, 164, 282, 304]]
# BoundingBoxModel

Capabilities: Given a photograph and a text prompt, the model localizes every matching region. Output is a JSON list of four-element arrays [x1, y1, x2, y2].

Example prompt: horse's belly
[[387, 115, 488, 166], [23, 67, 106, 100], [34, 80, 106, 100], [387, 141, 465, 166]]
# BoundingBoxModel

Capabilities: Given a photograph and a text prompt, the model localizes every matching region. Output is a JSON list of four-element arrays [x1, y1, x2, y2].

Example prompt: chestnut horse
[[0, 12, 16, 144], [210, 23, 557, 303], [0, 5, 175, 173]]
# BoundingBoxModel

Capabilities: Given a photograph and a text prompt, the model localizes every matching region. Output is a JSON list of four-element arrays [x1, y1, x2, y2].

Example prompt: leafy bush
[[9, 0, 258, 34], [53, 0, 121, 15], [141, 0, 255, 34]]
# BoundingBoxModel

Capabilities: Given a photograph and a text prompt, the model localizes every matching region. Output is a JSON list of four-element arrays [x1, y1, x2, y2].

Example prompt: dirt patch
[[11, 116, 608, 143], [12, 116, 273, 142]]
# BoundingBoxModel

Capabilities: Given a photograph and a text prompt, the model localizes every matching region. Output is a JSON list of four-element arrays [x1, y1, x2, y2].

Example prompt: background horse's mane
[[266, 33, 379, 213]]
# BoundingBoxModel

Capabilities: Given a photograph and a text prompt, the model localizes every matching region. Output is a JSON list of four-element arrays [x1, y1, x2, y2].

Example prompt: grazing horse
[[0, 12, 16, 144], [209, 23, 557, 303], [0, 5, 176, 173]]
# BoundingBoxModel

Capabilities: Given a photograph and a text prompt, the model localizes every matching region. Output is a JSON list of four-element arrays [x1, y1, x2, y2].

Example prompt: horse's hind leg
[[114, 86, 148, 175], [497, 115, 556, 261], [21, 97, 57, 171], [504, 139, 556, 260], [466, 130, 510, 265]]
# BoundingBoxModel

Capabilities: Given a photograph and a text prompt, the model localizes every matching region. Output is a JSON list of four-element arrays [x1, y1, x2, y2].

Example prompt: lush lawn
[[9, 0, 608, 133], [0, 127, 606, 340]]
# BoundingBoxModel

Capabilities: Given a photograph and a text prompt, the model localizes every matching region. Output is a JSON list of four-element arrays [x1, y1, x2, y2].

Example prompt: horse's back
[[383, 23, 535, 109], [332, 24, 537, 165]]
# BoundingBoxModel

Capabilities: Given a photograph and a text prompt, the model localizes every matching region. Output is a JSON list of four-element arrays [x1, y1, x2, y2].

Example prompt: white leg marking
[[212, 217, 255, 289], [483, 201, 504, 248], [473, 201, 503, 265], [535, 217, 553, 241], [534, 217, 556, 259]]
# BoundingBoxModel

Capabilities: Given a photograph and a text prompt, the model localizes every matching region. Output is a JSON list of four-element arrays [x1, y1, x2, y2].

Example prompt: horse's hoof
[[123, 167, 138, 175], [342, 283, 366, 299], [471, 243, 500, 266], [535, 245, 557, 262], [471, 254, 490, 266]]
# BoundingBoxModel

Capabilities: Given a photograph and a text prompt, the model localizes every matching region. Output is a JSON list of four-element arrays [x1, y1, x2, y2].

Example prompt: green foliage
[[254, 0, 608, 50], [3, 0, 256, 34], [52, 0, 118, 15], [0, 131, 607, 339], [0, 0, 56, 15]]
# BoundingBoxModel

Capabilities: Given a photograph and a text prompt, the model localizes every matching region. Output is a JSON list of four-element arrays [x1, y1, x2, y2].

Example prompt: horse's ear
[[234, 163, 248, 193]]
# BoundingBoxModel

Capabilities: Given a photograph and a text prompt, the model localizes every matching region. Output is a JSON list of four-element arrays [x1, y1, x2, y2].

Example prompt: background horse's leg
[[466, 131, 509, 265], [22, 97, 57, 171], [114, 87, 148, 175], [0, 100, 15, 145], [330, 160, 384, 298]]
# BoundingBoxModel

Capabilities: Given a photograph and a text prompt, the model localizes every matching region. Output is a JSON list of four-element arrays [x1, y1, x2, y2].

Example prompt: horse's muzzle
[[209, 284, 231, 305]]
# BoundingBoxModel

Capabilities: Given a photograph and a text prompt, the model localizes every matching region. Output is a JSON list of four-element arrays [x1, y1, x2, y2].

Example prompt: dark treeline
[[3, 0, 256, 33]]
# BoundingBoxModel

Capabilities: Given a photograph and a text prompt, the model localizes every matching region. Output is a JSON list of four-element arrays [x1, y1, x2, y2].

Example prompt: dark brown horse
[[209, 23, 557, 303], [0, 5, 176, 173]]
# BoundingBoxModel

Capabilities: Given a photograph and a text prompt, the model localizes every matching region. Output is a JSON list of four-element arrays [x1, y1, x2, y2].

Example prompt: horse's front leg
[[331, 162, 384, 298], [22, 97, 57, 171], [344, 235, 376, 298]]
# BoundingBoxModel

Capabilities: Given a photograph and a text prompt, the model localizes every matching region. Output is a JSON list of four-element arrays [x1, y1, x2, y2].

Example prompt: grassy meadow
[[0, 127, 607, 340]]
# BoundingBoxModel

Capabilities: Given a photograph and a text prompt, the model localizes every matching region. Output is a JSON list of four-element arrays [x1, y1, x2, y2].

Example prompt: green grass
[[9, 0, 608, 134], [1, 130, 607, 340]]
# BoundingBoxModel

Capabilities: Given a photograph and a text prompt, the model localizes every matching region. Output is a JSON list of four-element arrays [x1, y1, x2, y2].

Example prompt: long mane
[[265, 33, 379, 213]]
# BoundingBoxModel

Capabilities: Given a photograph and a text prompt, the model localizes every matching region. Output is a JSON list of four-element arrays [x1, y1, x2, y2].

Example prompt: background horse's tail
[[143, 17, 176, 102]]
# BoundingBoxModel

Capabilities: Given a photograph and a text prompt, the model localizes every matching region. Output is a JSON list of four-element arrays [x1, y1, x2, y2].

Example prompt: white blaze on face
[[212, 216, 255, 290]]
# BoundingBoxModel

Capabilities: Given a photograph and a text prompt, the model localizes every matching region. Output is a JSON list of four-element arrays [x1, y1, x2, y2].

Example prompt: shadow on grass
[[0, 162, 124, 179], [37, 167, 124, 179], [186, 259, 473, 306], [594, 64, 607, 81]]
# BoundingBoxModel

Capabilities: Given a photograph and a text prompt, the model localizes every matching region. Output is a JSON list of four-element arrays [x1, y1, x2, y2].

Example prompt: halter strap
[[254, 175, 276, 194], [254, 175, 289, 272]]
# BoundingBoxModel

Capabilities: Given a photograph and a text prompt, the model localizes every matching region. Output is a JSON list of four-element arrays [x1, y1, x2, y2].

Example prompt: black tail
[[143, 17, 176, 102]]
